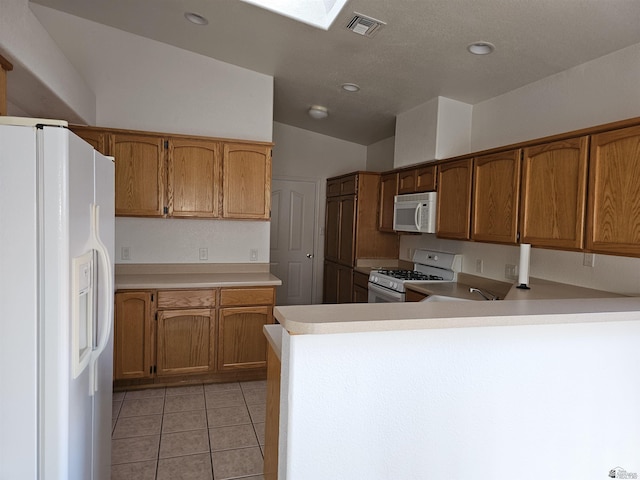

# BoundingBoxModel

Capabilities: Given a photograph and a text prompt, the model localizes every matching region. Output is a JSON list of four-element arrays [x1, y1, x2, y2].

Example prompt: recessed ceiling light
[[341, 83, 360, 92], [308, 105, 328, 119], [185, 12, 209, 26], [467, 41, 495, 55]]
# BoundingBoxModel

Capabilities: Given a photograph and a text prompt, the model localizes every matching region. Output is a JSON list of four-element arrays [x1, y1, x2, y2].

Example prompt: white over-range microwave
[[393, 191, 437, 233]]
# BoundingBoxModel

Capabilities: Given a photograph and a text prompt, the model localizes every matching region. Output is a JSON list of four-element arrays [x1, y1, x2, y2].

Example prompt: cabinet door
[[222, 143, 272, 219], [398, 169, 417, 194], [415, 165, 437, 192], [379, 172, 398, 232], [436, 159, 473, 240], [167, 138, 221, 218], [114, 291, 154, 380], [156, 308, 215, 376], [337, 265, 353, 303], [352, 285, 368, 303], [110, 133, 166, 217], [70, 126, 108, 156], [338, 195, 356, 265], [325, 196, 341, 261], [218, 306, 272, 371], [323, 261, 339, 304], [472, 149, 521, 244], [587, 125, 640, 256], [520, 137, 588, 249]]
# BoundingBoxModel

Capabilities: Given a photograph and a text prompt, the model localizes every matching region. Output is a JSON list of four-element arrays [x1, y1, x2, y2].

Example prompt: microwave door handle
[[415, 203, 422, 230]]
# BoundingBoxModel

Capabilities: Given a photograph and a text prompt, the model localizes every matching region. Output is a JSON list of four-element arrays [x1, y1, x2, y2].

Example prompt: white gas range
[[368, 249, 462, 302]]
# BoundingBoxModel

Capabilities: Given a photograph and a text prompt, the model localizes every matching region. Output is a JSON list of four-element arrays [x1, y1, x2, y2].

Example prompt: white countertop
[[274, 297, 640, 335], [115, 263, 281, 290]]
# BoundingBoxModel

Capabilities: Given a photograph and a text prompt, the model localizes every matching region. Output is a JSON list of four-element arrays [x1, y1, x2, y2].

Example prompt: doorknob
[[306, 253, 314, 258]]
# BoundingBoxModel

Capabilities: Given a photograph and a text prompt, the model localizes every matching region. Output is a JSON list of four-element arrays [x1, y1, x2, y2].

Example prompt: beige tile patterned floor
[[111, 381, 266, 480]]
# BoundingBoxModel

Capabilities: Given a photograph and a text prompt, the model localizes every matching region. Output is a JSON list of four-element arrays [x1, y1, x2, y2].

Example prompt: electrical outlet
[[199, 247, 208, 261], [583, 253, 595, 267], [121, 247, 130, 261], [505, 263, 518, 280], [250, 249, 258, 261], [475, 259, 484, 273]]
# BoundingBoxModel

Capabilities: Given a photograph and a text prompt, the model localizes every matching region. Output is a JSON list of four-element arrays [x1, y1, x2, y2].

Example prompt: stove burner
[[375, 269, 444, 281]]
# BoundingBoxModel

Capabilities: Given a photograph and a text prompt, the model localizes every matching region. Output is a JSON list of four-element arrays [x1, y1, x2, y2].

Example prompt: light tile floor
[[111, 381, 266, 480]]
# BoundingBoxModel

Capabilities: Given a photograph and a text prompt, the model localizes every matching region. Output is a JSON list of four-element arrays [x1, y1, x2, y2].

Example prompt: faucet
[[469, 287, 499, 301]]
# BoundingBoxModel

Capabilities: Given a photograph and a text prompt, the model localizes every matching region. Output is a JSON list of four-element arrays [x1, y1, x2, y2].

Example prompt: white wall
[[281, 313, 640, 479], [32, 5, 275, 265], [394, 96, 472, 168], [471, 42, 640, 151], [272, 122, 367, 302], [366, 136, 395, 172], [0, 0, 95, 123]]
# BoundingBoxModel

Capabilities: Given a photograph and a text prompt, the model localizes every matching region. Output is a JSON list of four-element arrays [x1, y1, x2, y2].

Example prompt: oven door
[[368, 282, 405, 303]]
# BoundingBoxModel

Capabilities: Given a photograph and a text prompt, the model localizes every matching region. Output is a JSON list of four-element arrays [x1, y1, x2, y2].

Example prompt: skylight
[[239, 0, 349, 30]]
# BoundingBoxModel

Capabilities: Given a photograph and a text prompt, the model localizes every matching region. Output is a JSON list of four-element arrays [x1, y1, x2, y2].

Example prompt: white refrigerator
[[0, 117, 115, 480]]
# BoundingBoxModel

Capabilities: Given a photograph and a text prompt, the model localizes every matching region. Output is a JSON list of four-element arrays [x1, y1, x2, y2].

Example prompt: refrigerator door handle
[[88, 203, 113, 396]]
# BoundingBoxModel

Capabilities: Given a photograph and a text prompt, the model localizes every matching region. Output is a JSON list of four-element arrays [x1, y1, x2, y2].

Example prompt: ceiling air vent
[[346, 12, 386, 38]]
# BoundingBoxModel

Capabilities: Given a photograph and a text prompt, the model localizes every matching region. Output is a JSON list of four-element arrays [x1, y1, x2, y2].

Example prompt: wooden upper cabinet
[[472, 149, 522, 244], [168, 138, 221, 218], [222, 143, 272, 219], [415, 165, 437, 192], [70, 126, 108, 155], [587, 125, 640, 256], [397, 169, 417, 194], [436, 159, 473, 240], [520, 137, 588, 250], [110, 133, 166, 217], [378, 172, 398, 232]]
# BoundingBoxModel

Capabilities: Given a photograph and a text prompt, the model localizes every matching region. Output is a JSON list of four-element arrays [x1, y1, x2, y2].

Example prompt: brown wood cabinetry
[[398, 168, 417, 194], [415, 165, 437, 192], [323, 172, 398, 303], [114, 291, 154, 380], [352, 270, 369, 303], [111, 133, 166, 217], [156, 289, 217, 376], [520, 137, 588, 250], [222, 143, 272, 219], [378, 172, 398, 232], [218, 287, 275, 371], [472, 149, 522, 244], [587, 125, 640, 256], [323, 261, 353, 304], [405, 288, 428, 302], [70, 125, 272, 220], [168, 138, 221, 218], [263, 340, 281, 480], [436, 159, 473, 240]]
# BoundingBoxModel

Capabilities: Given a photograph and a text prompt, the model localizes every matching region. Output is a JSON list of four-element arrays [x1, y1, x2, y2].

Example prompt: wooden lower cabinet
[[405, 289, 428, 302], [218, 306, 272, 370], [263, 342, 281, 480], [156, 308, 216, 376], [114, 285, 275, 387], [114, 291, 154, 380], [352, 270, 369, 303], [218, 287, 275, 371], [323, 261, 353, 304]]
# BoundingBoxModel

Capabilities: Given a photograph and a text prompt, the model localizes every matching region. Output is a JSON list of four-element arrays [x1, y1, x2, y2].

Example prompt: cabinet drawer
[[220, 287, 275, 306], [157, 289, 217, 309]]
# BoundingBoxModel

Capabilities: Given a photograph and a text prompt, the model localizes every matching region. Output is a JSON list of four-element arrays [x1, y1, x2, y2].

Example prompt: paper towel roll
[[518, 243, 531, 286]]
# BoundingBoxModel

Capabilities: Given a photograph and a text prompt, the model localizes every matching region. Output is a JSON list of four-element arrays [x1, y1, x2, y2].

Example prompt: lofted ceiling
[[30, 0, 640, 145]]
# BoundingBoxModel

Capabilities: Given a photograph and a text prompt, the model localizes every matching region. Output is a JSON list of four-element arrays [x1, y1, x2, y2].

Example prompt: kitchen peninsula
[[114, 263, 281, 388], [266, 297, 640, 480]]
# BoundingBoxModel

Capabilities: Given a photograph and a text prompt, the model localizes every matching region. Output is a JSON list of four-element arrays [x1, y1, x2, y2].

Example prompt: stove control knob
[[391, 281, 397, 289]]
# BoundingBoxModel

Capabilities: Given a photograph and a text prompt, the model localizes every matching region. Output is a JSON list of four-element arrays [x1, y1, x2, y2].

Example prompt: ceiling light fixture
[[184, 12, 209, 25], [308, 105, 329, 119], [341, 83, 360, 92], [467, 41, 495, 55]]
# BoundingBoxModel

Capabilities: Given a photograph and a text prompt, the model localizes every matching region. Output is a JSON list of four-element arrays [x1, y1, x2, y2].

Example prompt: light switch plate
[[199, 247, 208, 261], [583, 253, 595, 267]]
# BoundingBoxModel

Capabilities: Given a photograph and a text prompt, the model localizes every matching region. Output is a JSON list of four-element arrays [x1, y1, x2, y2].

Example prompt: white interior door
[[270, 179, 316, 305]]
